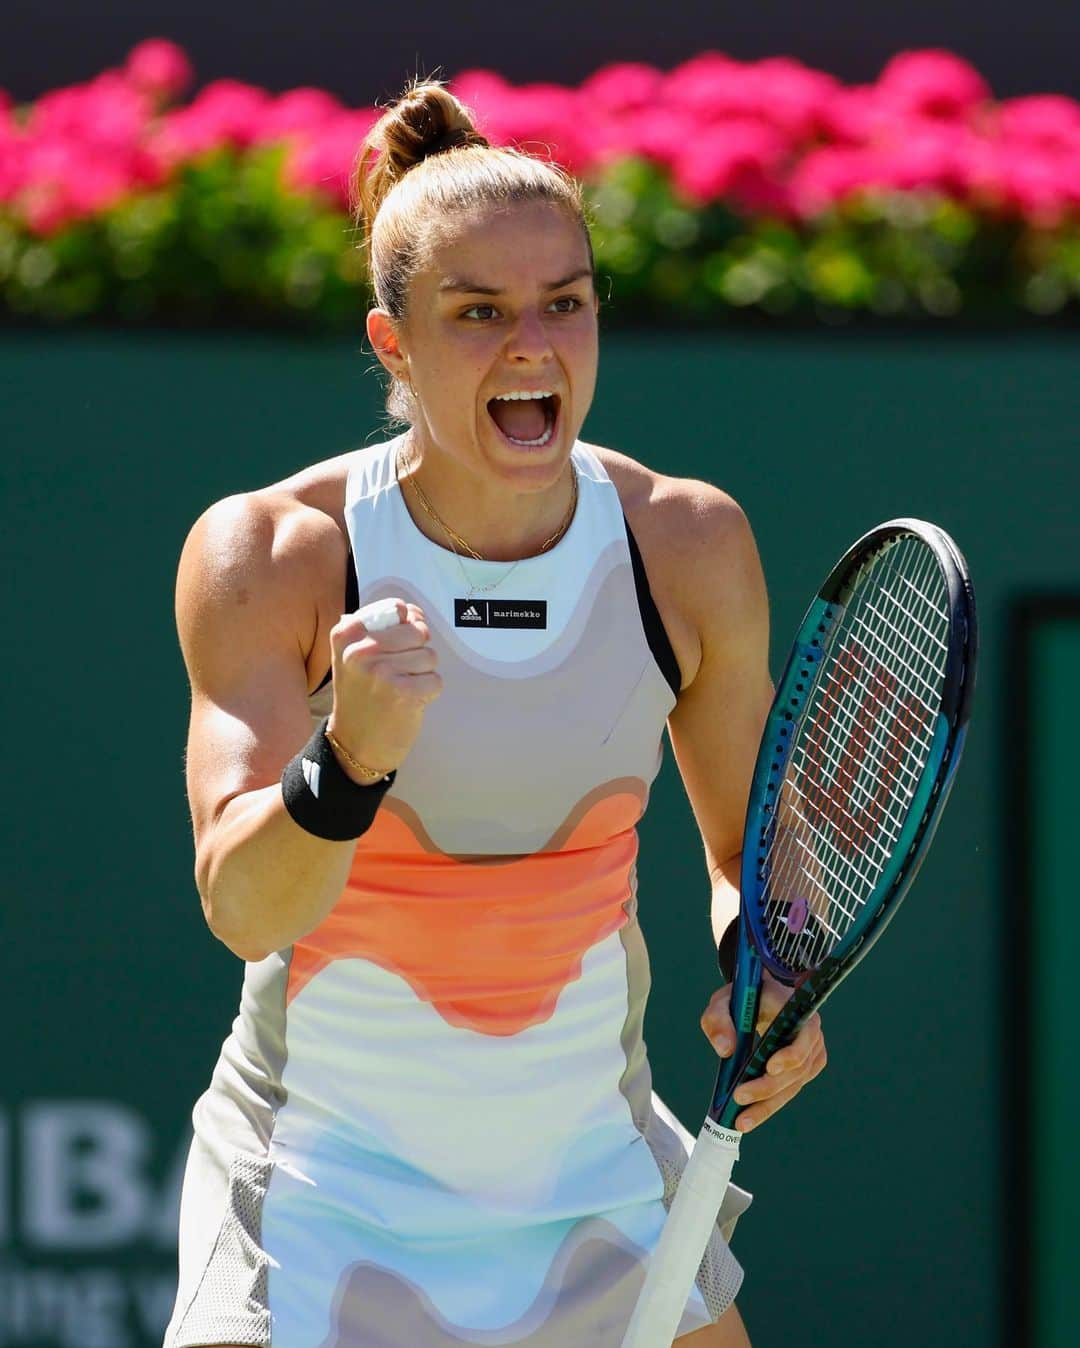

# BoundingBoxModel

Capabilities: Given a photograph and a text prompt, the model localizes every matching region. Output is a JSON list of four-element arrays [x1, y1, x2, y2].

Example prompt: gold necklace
[[396, 445, 579, 586]]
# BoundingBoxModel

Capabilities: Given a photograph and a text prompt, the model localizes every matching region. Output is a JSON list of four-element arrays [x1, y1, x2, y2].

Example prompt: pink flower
[[13, 133, 139, 234], [870, 120, 984, 197], [664, 53, 836, 141], [255, 87, 346, 144], [671, 117, 789, 211], [31, 72, 150, 151], [742, 57, 840, 140], [789, 145, 876, 216], [876, 50, 990, 122], [622, 106, 699, 167], [149, 79, 272, 166], [496, 84, 580, 161], [818, 84, 890, 144], [0, 129, 28, 204], [998, 95, 1080, 152], [282, 110, 378, 208], [124, 38, 194, 104], [664, 51, 743, 119], [991, 144, 1076, 223], [579, 62, 662, 115], [68, 150, 140, 213], [457, 77, 584, 169], [0, 88, 12, 118], [449, 70, 515, 141], [20, 191, 80, 236], [567, 113, 636, 172]]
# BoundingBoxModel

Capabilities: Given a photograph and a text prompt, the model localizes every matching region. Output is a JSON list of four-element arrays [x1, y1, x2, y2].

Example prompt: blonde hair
[[352, 80, 593, 420]]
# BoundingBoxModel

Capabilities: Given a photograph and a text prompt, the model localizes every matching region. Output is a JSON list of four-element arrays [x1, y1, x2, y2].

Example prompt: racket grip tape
[[620, 1121, 741, 1348]]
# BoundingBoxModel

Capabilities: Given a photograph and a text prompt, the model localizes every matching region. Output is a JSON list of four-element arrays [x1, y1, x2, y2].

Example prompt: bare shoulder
[[176, 459, 353, 694], [588, 443, 768, 687]]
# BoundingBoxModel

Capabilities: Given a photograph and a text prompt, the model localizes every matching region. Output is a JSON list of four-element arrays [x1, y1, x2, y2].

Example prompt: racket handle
[[714, 977, 824, 1132], [710, 939, 762, 1116], [620, 1121, 741, 1348]]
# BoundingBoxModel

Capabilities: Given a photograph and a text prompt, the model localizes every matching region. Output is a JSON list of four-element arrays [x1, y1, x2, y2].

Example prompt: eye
[[548, 295, 583, 314], [462, 303, 499, 321]]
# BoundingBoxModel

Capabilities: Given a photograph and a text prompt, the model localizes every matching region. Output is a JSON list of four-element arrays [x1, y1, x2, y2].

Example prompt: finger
[[357, 598, 406, 632], [734, 1041, 826, 1131], [699, 985, 735, 1057], [735, 1078, 805, 1132], [754, 979, 792, 1024], [732, 1042, 825, 1105], [393, 670, 443, 703], [335, 600, 427, 643], [357, 647, 439, 678], [337, 617, 432, 658], [763, 1013, 823, 1077]]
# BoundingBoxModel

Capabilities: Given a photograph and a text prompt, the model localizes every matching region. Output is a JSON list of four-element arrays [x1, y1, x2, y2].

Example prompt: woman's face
[[381, 200, 599, 495]]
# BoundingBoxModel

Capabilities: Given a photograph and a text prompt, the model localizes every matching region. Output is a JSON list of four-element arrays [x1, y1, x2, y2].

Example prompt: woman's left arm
[[661, 481, 828, 1133]]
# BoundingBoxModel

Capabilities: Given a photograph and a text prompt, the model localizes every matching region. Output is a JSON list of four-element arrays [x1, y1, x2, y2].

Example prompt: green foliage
[[587, 158, 1079, 323], [0, 146, 368, 328], [2, 147, 1077, 328]]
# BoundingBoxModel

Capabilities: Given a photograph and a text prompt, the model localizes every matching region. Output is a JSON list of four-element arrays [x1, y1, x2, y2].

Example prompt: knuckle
[[340, 642, 372, 669], [331, 615, 358, 645]]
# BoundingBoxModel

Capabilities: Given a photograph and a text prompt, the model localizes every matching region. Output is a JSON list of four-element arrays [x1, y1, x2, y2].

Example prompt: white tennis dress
[[164, 439, 747, 1347]]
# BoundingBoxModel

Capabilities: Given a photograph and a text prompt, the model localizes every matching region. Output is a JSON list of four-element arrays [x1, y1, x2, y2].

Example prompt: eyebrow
[[438, 267, 594, 295]]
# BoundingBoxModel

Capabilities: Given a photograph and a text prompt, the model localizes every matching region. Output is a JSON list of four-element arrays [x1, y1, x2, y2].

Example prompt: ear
[[367, 308, 409, 381]]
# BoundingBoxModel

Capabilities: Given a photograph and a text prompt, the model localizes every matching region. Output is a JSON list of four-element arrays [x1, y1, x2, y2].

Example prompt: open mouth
[[486, 391, 560, 449]]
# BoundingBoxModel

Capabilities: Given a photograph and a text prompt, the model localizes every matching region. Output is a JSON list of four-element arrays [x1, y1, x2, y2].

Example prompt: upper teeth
[[494, 390, 554, 400]]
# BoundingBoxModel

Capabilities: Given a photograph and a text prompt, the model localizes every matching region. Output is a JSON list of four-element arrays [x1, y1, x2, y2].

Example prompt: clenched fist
[[327, 599, 442, 783]]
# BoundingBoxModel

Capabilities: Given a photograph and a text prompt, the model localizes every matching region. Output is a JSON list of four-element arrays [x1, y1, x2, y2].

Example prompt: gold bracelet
[[324, 724, 390, 782]]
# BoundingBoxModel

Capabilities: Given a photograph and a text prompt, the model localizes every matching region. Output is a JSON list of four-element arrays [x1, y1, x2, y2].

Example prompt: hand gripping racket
[[621, 519, 978, 1347]]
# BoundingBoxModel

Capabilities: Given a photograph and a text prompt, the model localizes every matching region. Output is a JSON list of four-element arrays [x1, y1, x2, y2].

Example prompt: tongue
[[489, 398, 547, 442]]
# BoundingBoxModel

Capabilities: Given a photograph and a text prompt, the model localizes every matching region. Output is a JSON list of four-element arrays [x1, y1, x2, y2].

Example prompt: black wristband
[[717, 917, 739, 984], [281, 720, 396, 841]]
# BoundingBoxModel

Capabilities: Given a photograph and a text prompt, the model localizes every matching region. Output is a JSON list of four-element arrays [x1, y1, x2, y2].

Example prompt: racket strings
[[769, 540, 944, 957], [765, 539, 945, 963], [760, 537, 950, 971]]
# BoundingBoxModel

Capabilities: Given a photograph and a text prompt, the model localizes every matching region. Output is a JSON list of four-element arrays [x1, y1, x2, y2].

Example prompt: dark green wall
[[1026, 611, 1080, 1348], [2, 324, 1076, 1347]]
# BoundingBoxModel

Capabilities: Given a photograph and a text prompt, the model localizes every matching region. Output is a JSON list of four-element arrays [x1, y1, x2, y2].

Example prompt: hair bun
[[379, 81, 488, 180], [353, 80, 489, 240]]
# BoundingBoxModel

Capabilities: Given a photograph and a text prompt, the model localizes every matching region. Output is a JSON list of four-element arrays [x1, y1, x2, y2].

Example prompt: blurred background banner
[[2, 13, 1077, 1348]]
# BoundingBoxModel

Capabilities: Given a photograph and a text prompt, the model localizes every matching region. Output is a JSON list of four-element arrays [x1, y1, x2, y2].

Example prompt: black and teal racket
[[621, 518, 977, 1346]]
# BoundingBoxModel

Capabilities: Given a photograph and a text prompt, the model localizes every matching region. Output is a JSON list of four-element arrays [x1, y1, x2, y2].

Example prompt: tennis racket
[[621, 518, 978, 1347]]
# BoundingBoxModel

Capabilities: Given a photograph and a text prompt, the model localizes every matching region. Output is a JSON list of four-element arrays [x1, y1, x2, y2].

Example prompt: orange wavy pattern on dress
[[286, 786, 645, 1036]]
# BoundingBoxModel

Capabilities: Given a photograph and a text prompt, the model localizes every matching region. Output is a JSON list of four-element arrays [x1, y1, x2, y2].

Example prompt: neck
[[396, 432, 578, 563]]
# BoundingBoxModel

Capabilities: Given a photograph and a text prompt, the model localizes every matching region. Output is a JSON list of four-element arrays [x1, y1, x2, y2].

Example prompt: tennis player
[[164, 80, 826, 1348]]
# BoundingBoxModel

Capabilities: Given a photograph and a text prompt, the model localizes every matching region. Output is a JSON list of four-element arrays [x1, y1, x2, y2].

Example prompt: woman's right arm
[[176, 492, 440, 962]]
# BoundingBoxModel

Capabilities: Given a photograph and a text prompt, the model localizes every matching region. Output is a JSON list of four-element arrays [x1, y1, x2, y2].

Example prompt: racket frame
[[711, 519, 978, 1126]]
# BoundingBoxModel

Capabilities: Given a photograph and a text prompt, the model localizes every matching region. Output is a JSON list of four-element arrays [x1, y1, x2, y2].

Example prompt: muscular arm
[[625, 466, 825, 1129], [662, 488, 773, 945], [177, 493, 357, 962]]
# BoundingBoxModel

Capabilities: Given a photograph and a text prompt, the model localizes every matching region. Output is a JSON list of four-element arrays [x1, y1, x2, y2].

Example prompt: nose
[[506, 307, 554, 364]]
